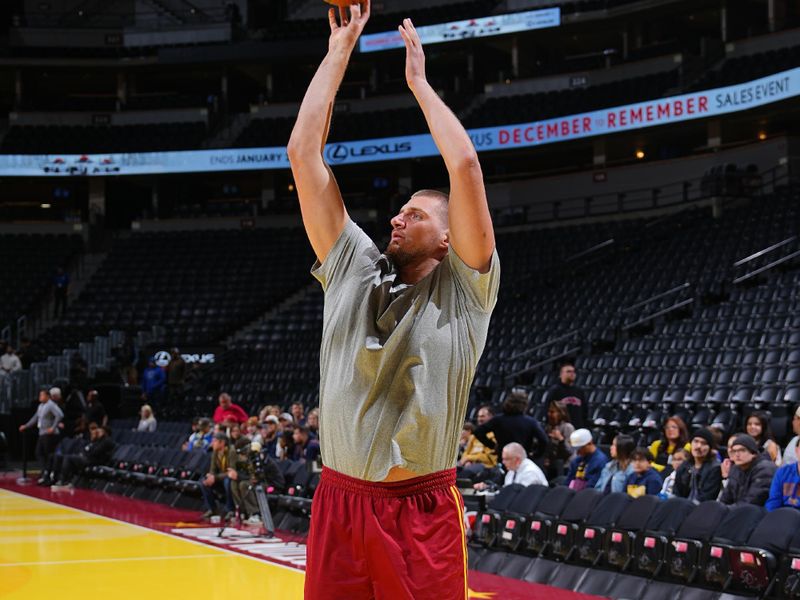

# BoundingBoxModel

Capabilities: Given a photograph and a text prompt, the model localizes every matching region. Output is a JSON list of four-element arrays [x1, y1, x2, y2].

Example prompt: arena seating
[[0, 233, 84, 329], [30, 228, 315, 358], [0, 122, 208, 154], [470, 484, 800, 598], [692, 43, 800, 92]]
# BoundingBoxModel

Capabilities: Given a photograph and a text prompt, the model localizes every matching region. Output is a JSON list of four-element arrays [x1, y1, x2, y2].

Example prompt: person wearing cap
[[200, 433, 238, 520], [257, 415, 280, 458], [673, 428, 722, 503], [766, 440, 800, 511], [719, 433, 777, 507], [185, 418, 212, 451], [278, 412, 294, 429], [782, 405, 800, 466], [212, 392, 249, 426], [565, 429, 607, 491], [18, 388, 64, 486]]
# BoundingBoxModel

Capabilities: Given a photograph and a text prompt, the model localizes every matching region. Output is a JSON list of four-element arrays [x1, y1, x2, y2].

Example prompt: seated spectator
[[136, 404, 157, 433], [231, 440, 286, 524], [307, 408, 320, 436], [459, 416, 497, 470], [276, 430, 295, 461], [185, 418, 213, 451], [544, 400, 575, 479], [200, 433, 238, 520], [82, 390, 108, 432], [278, 412, 294, 429], [766, 441, 800, 511], [719, 434, 777, 507], [244, 416, 260, 440], [51, 424, 115, 488], [229, 423, 249, 450], [565, 429, 607, 491], [625, 448, 663, 498], [595, 434, 635, 494], [292, 425, 320, 463], [473, 442, 547, 490], [290, 402, 306, 426], [660, 448, 690, 498], [746, 411, 782, 465], [257, 416, 280, 458], [212, 393, 249, 426], [673, 428, 722, 503], [649, 416, 691, 474], [258, 404, 280, 422], [783, 405, 800, 466], [141, 358, 166, 408], [474, 390, 548, 458], [0, 345, 22, 378]]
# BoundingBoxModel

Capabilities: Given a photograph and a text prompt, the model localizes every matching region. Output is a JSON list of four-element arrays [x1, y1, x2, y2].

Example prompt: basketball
[[324, 0, 360, 7]]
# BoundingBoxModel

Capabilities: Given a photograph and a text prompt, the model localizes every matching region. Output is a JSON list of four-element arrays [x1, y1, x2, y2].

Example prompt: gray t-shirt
[[312, 219, 500, 481]]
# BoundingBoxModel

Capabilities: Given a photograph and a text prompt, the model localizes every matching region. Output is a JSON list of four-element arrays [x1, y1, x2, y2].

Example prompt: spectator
[[307, 408, 320, 436], [212, 393, 249, 425], [473, 442, 547, 490], [278, 412, 294, 430], [258, 416, 280, 458], [229, 423, 249, 450], [231, 440, 286, 524], [544, 400, 575, 479], [649, 416, 691, 474], [141, 358, 166, 407], [84, 390, 108, 429], [18, 388, 64, 486], [783, 406, 800, 466], [0, 345, 22, 378], [746, 411, 782, 465], [276, 430, 294, 461], [258, 404, 280, 422], [292, 425, 321, 463], [62, 387, 87, 438], [185, 418, 213, 451], [474, 390, 548, 458], [625, 448, 663, 498], [136, 404, 157, 433], [545, 362, 588, 428], [719, 434, 777, 507], [458, 410, 497, 469], [51, 423, 114, 488], [17, 337, 35, 370], [660, 448, 690, 498], [673, 428, 722, 503], [200, 433, 237, 520], [245, 416, 260, 440], [565, 429, 607, 491], [53, 266, 70, 318], [595, 434, 635, 494], [766, 441, 800, 511], [167, 348, 186, 403], [290, 402, 307, 426]]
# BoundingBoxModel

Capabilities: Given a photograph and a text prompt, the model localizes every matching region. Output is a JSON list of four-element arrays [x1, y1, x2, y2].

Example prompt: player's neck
[[396, 257, 441, 285]]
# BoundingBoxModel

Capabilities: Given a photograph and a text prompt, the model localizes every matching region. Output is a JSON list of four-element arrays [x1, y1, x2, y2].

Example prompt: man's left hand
[[398, 18, 426, 92]]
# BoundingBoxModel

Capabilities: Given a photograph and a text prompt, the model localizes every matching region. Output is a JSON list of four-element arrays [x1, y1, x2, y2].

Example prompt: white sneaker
[[245, 515, 262, 525]]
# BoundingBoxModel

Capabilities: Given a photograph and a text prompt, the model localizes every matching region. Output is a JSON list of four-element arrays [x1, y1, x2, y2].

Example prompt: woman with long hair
[[649, 416, 691, 473], [595, 434, 636, 494], [746, 411, 781, 465], [544, 400, 575, 478]]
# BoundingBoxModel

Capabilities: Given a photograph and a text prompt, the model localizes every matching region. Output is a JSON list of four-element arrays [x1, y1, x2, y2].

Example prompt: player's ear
[[440, 230, 449, 250]]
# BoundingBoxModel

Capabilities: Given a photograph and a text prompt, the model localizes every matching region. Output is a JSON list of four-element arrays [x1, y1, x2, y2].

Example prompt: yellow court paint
[[0, 489, 305, 599]]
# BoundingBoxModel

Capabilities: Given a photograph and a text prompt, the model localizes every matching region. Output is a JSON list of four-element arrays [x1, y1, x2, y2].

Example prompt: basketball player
[[287, 2, 499, 597]]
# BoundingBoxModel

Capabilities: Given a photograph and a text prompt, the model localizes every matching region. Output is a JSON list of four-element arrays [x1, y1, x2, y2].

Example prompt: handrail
[[622, 298, 694, 331], [505, 330, 581, 362], [734, 236, 797, 267], [621, 282, 690, 313], [504, 345, 583, 386], [733, 249, 800, 284], [565, 239, 615, 263]]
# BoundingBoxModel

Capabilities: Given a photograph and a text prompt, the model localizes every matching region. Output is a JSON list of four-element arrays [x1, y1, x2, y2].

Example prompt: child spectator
[[626, 448, 663, 498]]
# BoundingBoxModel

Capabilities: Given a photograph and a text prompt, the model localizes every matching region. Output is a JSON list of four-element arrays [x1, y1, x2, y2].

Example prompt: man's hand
[[721, 458, 731, 479], [227, 468, 238, 481], [398, 18, 426, 92], [203, 474, 215, 487], [18, 425, 25, 432], [46, 427, 54, 435], [328, 0, 370, 54]]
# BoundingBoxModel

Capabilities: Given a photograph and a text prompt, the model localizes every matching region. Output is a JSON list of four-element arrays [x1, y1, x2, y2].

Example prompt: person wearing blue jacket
[[766, 443, 800, 511], [626, 447, 664, 498], [595, 434, 635, 494], [141, 358, 166, 407], [565, 429, 608, 490]]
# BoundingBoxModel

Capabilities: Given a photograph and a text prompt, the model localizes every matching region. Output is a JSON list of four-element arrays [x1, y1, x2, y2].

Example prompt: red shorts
[[304, 467, 468, 600]]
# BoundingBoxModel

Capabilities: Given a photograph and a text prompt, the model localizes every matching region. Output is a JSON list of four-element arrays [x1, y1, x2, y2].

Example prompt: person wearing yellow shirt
[[649, 416, 691, 473]]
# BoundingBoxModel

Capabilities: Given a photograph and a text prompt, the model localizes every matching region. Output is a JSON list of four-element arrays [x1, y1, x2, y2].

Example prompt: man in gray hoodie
[[19, 387, 64, 485]]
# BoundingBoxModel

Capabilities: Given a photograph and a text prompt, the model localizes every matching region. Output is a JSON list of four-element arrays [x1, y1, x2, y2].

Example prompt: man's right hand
[[18, 425, 25, 432], [203, 474, 215, 487], [327, 0, 370, 54]]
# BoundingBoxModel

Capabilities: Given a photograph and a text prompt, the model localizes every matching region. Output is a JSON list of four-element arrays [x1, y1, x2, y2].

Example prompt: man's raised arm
[[287, 1, 370, 263], [398, 19, 494, 272]]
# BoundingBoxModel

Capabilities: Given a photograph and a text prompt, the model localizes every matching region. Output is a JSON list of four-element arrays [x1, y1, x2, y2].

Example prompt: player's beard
[[385, 240, 424, 269]]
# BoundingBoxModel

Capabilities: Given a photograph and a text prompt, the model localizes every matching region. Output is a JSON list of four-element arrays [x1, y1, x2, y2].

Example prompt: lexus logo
[[154, 351, 171, 368], [326, 144, 349, 164]]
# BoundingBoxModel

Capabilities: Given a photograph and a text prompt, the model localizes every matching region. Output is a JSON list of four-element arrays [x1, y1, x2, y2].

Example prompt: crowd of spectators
[[459, 362, 800, 516]]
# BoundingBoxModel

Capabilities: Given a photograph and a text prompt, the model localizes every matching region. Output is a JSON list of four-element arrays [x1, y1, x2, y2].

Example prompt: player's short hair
[[410, 189, 449, 224]]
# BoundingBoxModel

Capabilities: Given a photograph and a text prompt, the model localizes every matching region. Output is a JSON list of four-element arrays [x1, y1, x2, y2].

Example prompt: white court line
[[0, 554, 229, 568], [0, 488, 304, 575]]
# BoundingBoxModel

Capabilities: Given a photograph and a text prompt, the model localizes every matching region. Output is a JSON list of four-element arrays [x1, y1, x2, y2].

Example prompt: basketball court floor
[[0, 476, 604, 599]]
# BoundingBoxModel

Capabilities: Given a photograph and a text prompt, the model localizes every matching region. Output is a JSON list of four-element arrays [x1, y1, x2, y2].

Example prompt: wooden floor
[[0, 488, 305, 599]]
